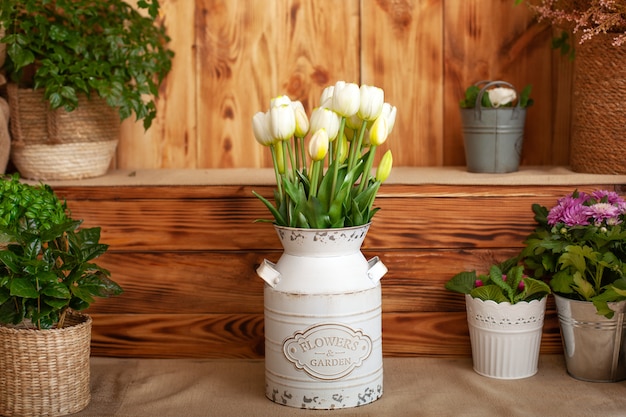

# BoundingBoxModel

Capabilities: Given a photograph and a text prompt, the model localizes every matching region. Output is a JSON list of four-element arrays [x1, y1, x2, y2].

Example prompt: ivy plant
[[0, 0, 174, 129], [0, 176, 123, 329]]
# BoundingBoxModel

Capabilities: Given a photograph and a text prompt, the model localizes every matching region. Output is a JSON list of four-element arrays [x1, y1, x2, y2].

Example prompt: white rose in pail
[[488, 87, 517, 107]]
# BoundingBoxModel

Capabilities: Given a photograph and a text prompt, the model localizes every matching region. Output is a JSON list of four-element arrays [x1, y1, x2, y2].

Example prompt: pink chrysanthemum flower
[[587, 203, 622, 226], [548, 193, 590, 226], [592, 190, 625, 205]]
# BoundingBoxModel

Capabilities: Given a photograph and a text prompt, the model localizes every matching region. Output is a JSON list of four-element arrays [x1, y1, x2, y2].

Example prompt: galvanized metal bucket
[[257, 224, 387, 409], [554, 294, 626, 382], [461, 81, 526, 173]]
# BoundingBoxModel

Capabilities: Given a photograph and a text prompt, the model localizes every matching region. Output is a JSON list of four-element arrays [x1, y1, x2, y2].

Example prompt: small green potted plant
[[0, 175, 123, 416], [459, 80, 533, 173], [0, 0, 174, 180], [445, 256, 550, 379], [522, 189, 626, 381]]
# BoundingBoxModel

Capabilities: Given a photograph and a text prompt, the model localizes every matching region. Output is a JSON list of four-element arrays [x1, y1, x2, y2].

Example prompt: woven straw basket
[[570, 33, 626, 174], [0, 312, 92, 417], [7, 83, 119, 180]]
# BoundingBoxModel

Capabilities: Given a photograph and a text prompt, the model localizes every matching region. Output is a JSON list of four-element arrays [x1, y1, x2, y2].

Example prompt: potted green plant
[[252, 81, 395, 409], [445, 256, 551, 379], [0, 175, 123, 416], [459, 80, 533, 173], [522, 189, 626, 381], [0, 0, 174, 180]]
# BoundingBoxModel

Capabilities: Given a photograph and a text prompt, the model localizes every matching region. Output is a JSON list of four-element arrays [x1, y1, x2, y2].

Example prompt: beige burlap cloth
[[74, 355, 626, 417]]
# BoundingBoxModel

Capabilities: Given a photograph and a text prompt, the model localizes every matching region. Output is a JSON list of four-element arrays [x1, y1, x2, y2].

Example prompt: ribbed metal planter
[[461, 81, 526, 173], [555, 294, 626, 382]]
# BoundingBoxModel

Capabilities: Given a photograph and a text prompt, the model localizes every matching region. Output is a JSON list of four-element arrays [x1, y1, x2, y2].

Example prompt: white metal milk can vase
[[257, 224, 387, 409]]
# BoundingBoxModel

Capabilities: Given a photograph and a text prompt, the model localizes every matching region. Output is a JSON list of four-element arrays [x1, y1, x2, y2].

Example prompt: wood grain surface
[[47, 181, 621, 358], [114, 0, 572, 170]]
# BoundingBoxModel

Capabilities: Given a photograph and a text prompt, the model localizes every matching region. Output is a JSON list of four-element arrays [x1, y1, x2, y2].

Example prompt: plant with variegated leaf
[[445, 256, 551, 304]]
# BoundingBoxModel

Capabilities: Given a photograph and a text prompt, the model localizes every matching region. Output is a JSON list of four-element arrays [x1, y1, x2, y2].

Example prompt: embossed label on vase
[[282, 323, 373, 380]]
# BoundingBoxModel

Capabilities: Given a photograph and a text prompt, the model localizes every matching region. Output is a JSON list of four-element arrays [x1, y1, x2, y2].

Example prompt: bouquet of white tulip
[[252, 81, 396, 229]]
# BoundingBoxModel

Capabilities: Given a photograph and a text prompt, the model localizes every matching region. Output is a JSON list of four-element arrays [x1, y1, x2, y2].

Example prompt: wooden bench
[[46, 167, 626, 359]]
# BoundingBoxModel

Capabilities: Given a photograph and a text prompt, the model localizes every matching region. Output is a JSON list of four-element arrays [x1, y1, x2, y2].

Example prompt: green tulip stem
[[270, 144, 284, 205], [358, 145, 377, 194], [310, 160, 322, 198], [293, 136, 301, 172], [348, 121, 367, 171], [298, 137, 307, 174], [283, 140, 294, 180], [330, 117, 346, 202], [367, 181, 382, 213]]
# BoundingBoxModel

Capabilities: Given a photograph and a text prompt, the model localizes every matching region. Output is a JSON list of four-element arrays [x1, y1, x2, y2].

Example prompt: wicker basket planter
[[0, 312, 92, 417], [570, 34, 626, 174], [7, 83, 119, 180]]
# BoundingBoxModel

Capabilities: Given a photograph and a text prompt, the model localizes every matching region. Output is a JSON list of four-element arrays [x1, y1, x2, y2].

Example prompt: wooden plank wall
[[116, 0, 572, 170], [49, 181, 621, 359]]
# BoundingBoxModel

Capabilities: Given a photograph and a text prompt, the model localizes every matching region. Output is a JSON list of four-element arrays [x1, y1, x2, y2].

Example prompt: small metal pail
[[461, 81, 526, 173], [555, 294, 626, 382]]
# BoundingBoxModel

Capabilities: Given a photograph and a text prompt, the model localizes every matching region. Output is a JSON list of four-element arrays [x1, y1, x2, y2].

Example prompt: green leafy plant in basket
[[251, 81, 396, 229], [0, 175, 123, 329], [445, 256, 551, 304], [0, 0, 174, 129]]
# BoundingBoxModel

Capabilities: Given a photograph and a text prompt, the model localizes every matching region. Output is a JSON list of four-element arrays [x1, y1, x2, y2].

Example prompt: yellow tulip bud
[[308, 129, 329, 162], [291, 101, 310, 138], [376, 150, 393, 182], [369, 116, 388, 146]]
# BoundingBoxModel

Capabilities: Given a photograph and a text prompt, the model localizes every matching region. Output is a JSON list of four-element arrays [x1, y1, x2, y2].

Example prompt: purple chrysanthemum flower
[[548, 201, 589, 226], [547, 193, 590, 226], [591, 190, 625, 205], [586, 203, 622, 226]]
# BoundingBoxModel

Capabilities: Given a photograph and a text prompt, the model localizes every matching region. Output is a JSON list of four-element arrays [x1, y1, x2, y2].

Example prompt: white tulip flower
[[380, 103, 397, 135], [270, 103, 296, 141], [319, 85, 334, 108], [331, 81, 360, 117], [252, 111, 274, 146], [309, 107, 341, 140], [358, 85, 384, 121]]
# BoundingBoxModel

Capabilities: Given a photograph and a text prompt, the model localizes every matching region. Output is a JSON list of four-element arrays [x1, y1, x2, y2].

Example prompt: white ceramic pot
[[465, 294, 547, 379], [257, 224, 387, 409]]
